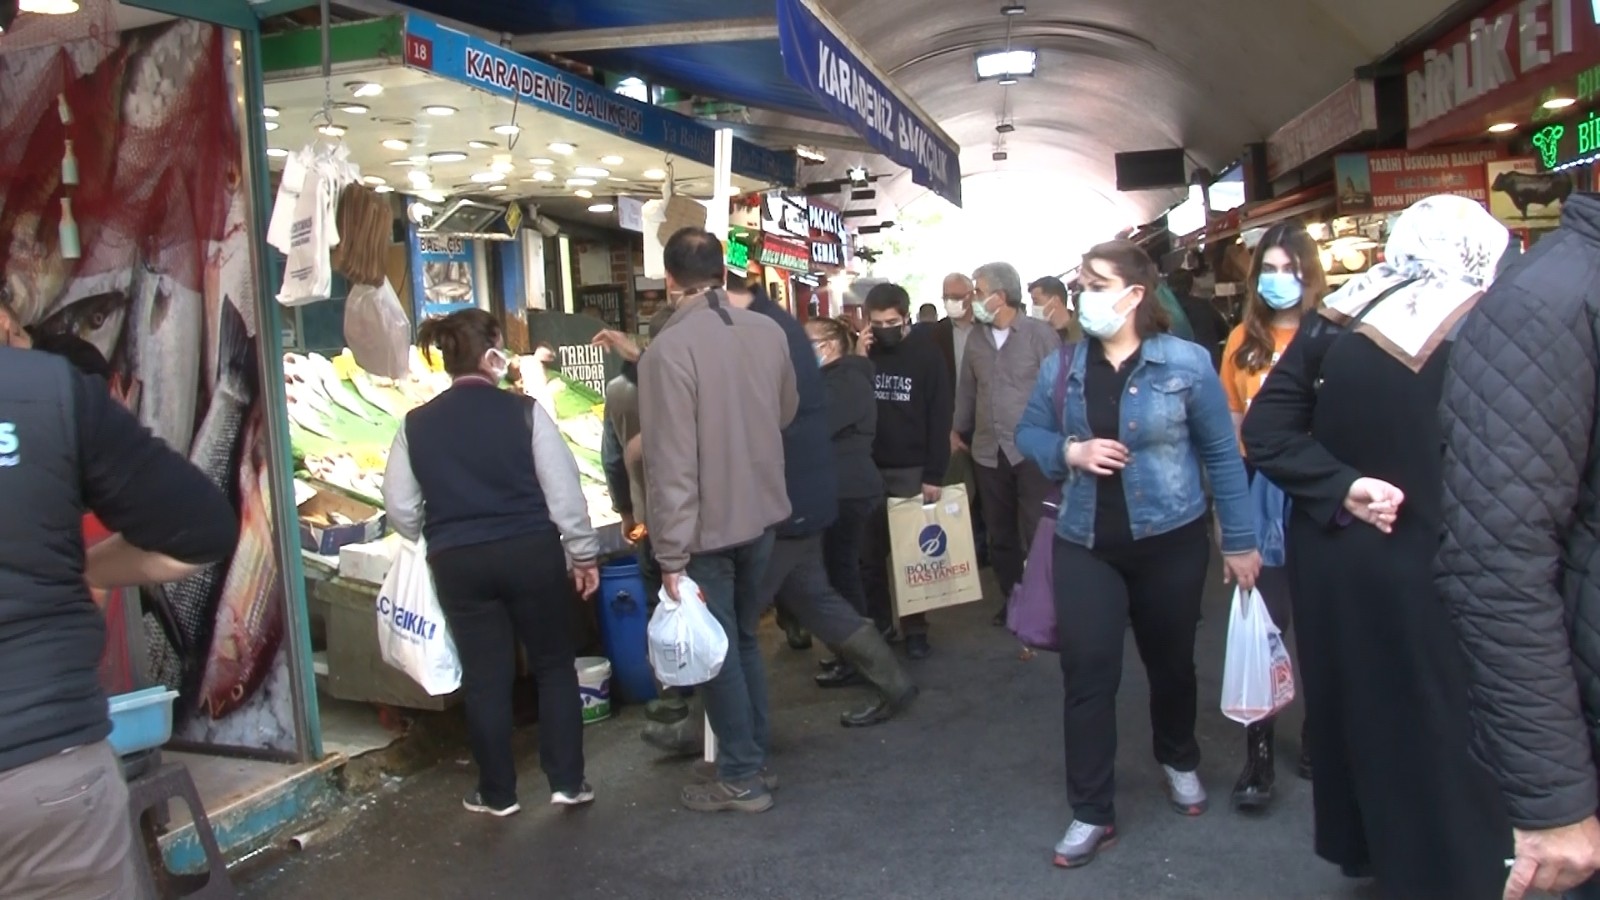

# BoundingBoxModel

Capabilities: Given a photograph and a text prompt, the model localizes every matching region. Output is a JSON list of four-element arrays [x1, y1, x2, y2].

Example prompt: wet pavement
[[241, 569, 1377, 900]]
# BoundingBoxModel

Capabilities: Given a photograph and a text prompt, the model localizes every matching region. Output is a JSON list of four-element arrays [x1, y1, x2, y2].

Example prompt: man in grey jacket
[[640, 228, 797, 814], [1437, 193, 1600, 900], [955, 261, 1062, 624]]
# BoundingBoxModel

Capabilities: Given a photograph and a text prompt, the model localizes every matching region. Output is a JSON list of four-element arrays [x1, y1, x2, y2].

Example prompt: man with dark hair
[[640, 228, 797, 813], [1029, 276, 1080, 342], [0, 342, 238, 897], [859, 281, 954, 658], [959, 262, 1062, 625], [1166, 269, 1226, 370], [917, 302, 939, 325]]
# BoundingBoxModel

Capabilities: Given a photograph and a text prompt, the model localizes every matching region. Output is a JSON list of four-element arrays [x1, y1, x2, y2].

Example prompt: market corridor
[[239, 572, 1361, 900]]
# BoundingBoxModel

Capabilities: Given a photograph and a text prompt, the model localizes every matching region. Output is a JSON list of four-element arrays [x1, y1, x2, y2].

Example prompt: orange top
[[1220, 324, 1299, 446]]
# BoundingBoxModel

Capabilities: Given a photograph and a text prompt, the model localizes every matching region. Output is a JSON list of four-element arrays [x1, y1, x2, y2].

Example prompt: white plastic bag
[[1220, 587, 1295, 725], [345, 278, 411, 378], [646, 576, 729, 687], [376, 537, 461, 696]]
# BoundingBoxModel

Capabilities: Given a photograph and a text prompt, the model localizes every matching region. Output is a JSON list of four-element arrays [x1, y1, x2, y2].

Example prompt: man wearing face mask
[[858, 282, 954, 658], [1029, 276, 1081, 343], [956, 262, 1063, 626]]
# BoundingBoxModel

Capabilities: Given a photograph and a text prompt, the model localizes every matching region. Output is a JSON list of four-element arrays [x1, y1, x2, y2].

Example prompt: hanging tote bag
[[1220, 587, 1295, 724], [1006, 342, 1079, 650]]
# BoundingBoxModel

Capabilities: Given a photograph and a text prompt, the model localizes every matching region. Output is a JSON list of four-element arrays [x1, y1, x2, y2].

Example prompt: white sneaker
[[550, 783, 596, 806], [1163, 765, 1208, 816], [1053, 820, 1117, 868]]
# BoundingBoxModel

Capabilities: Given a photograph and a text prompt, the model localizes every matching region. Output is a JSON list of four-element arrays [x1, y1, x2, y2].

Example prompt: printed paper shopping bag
[[887, 484, 984, 617]]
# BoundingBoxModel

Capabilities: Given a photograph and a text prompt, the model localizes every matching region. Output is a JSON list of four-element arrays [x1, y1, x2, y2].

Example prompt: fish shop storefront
[[254, 9, 793, 781], [0, 0, 347, 877]]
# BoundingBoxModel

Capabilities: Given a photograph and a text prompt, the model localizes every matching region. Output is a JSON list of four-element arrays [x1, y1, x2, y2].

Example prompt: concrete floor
[[240, 569, 1378, 900]]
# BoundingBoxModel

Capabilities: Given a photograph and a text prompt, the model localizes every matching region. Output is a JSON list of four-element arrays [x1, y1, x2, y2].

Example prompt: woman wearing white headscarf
[[1242, 195, 1514, 899]]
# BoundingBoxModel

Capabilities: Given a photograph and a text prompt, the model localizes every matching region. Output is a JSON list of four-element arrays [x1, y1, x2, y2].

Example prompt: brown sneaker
[[680, 778, 774, 813], [691, 759, 778, 792]]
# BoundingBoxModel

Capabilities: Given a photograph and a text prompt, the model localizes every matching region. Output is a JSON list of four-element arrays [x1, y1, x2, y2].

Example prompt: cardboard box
[[338, 533, 402, 586], [299, 492, 386, 556]]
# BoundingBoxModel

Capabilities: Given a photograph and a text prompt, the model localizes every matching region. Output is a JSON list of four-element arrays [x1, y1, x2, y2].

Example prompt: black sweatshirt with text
[[868, 327, 953, 485]]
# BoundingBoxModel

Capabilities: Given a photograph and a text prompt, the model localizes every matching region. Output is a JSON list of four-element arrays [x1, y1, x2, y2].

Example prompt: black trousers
[[768, 533, 872, 649], [976, 454, 1053, 604], [1053, 519, 1211, 826], [823, 496, 876, 619], [429, 532, 584, 805]]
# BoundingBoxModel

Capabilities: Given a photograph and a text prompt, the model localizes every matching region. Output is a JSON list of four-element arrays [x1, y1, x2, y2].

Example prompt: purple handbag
[[1006, 343, 1076, 652]]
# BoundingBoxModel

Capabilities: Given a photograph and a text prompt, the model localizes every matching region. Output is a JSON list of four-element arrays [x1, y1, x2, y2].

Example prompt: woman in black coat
[[1241, 195, 1513, 899], [806, 316, 884, 688]]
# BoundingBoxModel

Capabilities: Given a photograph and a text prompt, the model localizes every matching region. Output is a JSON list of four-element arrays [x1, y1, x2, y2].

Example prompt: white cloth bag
[[646, 576, 728, 687], [376, 537, 461, 696], [1220, 587, 1296, 725]]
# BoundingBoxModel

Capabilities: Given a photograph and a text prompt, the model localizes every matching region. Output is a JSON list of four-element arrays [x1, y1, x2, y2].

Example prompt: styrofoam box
[[339, 532, 403, 586]]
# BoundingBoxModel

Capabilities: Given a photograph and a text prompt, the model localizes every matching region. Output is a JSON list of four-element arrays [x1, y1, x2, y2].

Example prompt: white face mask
[[944, 299, 968, 319], [1077, 286, 1135, 339], [483, 348, 510, 382]]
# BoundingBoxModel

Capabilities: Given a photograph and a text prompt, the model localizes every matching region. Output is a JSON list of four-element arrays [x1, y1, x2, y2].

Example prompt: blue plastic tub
[[598, 557, 657, 705], [107, 687, 179, 756]]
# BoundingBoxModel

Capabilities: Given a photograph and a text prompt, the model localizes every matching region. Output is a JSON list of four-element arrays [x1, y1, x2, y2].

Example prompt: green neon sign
[[1533, 124, 1566, 168], [726, 233, 750, 269], [1530, 107, 1600, 171]]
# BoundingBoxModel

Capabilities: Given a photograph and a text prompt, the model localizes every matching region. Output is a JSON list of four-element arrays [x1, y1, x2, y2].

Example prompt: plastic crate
[[106, 687, 179, 756]]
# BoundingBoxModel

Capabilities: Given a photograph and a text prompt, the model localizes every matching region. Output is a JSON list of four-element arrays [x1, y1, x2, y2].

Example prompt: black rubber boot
[[1230, 719, 1276, 812], [776, 607, 813, 650], [836, 625, 918, 728], [814, 660, 865, 689], [1297, 719, 1312, 781], [641, 707, 704, 757]]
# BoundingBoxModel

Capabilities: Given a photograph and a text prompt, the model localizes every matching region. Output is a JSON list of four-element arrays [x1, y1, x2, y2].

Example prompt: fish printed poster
[[411, 228, 477, 319], [0, 20, 303, 755]]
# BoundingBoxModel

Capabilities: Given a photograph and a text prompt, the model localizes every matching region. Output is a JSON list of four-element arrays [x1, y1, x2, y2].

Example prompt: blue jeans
[[686, 530, 776, 782]]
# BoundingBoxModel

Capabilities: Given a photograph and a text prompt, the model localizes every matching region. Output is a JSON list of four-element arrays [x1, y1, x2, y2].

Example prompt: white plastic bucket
[[576, 657, 612, 724]]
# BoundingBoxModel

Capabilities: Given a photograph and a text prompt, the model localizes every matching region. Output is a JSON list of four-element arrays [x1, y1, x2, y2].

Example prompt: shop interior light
[[614, 77, 648, 102], [848, 166, 869, 184], [382, 138, 409, 151], [575, 189, 594, 198], [318, 124, 346, 137], [266, 147, 289, 158], [470, 171, 505, 183], [1488, 122, 1517, 133], [423, 105, 458, 117], [262, 106, 280, 118], [976, 49, 1036, 80], [588, 203, 616, 213], [493, 124, 522, 135], [488, 184, 508, 192], [339, 104, 369, 115], [600, 155, 625, 166], [530, 157, 555, 166], [420, 190, 447, 203], [795, 145, 827, 164], [531, 170, 556, 182], [407, 170, 433, 187], [362, 175, 386, 186], [1544, 97, 1577, 110], [264, 121, 280, 132], [548, 142, 577, 155], [567, 177, 597, 186], [468, 140, 495, 150], [349, 82, 384, 98], [641, 168, 667, 180], [1001, 3, 1026, 13], [373, 185, 394, 194], [20, 0, 79, 13], [574, 166, 610, 178], [429, 151, 468, 163], [390, 159, 420, 167]]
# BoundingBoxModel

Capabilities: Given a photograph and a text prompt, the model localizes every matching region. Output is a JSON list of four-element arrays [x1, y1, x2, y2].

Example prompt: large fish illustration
[[142, 301, 255, 711], [123, 260, 203, 454], [198, 405, 284, 720], [33, 289, 130, 363]]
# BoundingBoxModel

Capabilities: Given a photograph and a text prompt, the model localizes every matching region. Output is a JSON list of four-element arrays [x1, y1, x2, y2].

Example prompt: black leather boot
[[836, 625, 918, 727], [1230, 719, 1276, 812], [775, 607, 812, 650], [1297, 719, 1312, 781], [814, 657, 864, 689]]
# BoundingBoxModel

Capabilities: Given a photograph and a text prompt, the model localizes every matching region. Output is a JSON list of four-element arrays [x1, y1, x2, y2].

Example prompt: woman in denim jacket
[[1016, 239, 1260, 869]]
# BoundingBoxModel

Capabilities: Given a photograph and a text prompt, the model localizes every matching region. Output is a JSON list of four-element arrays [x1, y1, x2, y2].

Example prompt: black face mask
[[872, 326, 905, 349]]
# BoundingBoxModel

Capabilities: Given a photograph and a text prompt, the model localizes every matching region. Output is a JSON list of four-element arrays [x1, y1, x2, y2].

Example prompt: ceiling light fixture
[[488, 184, 508, 192], [548, 142, 577, 155], [642, 168, 667, 180], [382, 138, 409, 151], [373, 185, 394, 194], [1543, 97, 1577, 110], [992, 149, 1009, 161], [339, 104, 370, 115], [847, 166, 869, 184], [493, 124, 521, 135], [420, 190, 447, 203], [349, 82, 384, 98], [428, 151, 468, 163], [530, 157, 555, 166], [423, 105, 458, 117], [574, 166, 610, 178], [262, 106, 280, 118], [264, 121, 280, 131], [362, 175, 387, 186], [600, 155, 625, 166], [470, 171, 505, 183], [266, 147, 289, 158], [614, 76, 648, 102], [575, 189, 594, 199], [795, 145, 828, 164], [608, 176, 627, 183], [468, 140, 495, 150], [996, 122, 1015, 134], [588, 203, 616, 213], [21, 1, 80, 14], [567, 177, 597, 187], [408, 170, 433, 187], [1000, 3, 1026, 13], [1488, 122, 1518, 133], [532, 171, 556, 182], [390, 158, 419, 167], [318, 124, 346, 137], [976, 49, 1037, 81]]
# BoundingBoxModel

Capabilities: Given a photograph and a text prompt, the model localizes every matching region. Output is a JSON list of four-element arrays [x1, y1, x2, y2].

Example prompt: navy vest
[[0, 350, 111, 773], [404, 383, 554, 554]]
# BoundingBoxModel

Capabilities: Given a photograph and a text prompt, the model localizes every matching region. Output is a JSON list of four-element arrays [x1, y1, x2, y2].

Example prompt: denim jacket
[[1015, 334, 1257, 554]]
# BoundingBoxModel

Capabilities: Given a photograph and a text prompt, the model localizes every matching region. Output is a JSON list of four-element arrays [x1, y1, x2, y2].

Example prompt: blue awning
[[396, 0, 963, 207]]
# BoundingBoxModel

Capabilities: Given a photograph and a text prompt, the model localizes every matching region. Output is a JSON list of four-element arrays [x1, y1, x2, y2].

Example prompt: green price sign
[[726, 232, 750, 269]]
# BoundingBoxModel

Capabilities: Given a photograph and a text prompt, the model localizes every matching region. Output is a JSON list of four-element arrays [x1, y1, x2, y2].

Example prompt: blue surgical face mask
[[1077, 286, 1134, 339], [1257, 272, 1303, 310]]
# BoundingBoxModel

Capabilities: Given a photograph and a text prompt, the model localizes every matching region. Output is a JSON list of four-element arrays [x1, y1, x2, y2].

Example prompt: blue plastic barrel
[[597, 556, 657, 705]]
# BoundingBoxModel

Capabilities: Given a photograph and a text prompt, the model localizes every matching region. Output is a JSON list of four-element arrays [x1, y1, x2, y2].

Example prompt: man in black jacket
[[860, 282, 954, 659], [1438, 193, 1600, 900], [0, 347, 237, 898]]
